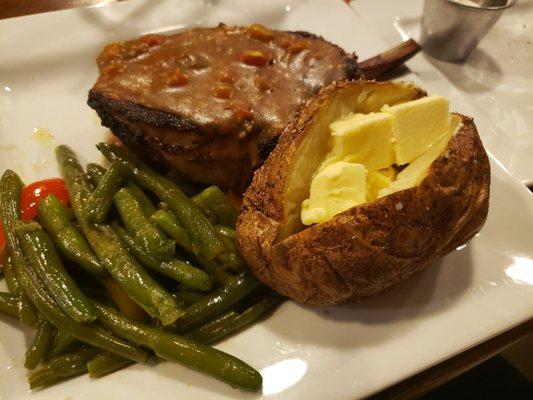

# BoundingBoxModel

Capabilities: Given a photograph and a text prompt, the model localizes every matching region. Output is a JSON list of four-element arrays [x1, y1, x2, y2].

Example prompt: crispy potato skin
[[237, 81, 490, 306]]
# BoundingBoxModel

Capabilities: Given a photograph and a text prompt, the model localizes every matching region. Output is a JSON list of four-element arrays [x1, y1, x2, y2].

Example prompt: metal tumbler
[[420, 0, 518, 62]]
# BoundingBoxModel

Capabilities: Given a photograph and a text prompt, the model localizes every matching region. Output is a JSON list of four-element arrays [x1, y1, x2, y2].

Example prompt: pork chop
[[88, 24, 360, 190]]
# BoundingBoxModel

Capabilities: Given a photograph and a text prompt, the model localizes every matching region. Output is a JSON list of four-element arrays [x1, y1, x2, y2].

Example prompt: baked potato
[[236, 80, 490, 306]]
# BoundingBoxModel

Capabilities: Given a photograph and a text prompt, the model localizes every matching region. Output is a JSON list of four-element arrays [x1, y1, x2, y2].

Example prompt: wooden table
[[1, 1, 531, 398], [0, 0, 114, 19]]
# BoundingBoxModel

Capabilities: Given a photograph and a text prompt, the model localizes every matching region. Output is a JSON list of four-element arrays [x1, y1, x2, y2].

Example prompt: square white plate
[[1, 1, 532, 399]]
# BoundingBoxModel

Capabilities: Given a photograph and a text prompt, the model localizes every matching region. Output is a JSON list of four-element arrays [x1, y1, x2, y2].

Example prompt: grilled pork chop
[[88, 24, 360, 190]]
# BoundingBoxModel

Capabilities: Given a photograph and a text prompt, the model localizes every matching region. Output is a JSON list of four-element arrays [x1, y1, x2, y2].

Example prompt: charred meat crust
[[88, 91, 198, 133]]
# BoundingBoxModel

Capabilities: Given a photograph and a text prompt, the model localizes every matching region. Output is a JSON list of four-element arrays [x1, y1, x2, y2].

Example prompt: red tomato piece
[[20, 178, 69, 221]]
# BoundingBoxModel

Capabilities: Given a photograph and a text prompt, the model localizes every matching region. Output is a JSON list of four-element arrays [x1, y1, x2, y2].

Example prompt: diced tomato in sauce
[[139, 34, 167, 47], [240, 51, 270, 67]]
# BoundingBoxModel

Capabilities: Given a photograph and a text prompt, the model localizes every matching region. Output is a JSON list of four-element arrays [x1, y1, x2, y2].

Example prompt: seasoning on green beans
[[0, 170, 40, 328], [0, 291, 19, 318], [86, 163, 106, 188], [175, 272, 261, 334], [28, 346, 101, 389], [84, 160, 131, 223], [191, 186, 238, 227], [96, 143, 227, 261], [87, 353, 133, 378], [173, 288, 206, 306], [189, 295, 281, 345], [56, 146, 183, 325], [47, 331, 79, 361], [25, 320, 56, 370], [15, 247, 148, 363], [114, 187, 175, 260], [215, 225, 237, 241], [3, 255, 20, 294], [151, 209, 231, 284], [185, 310, 238, 343], [39, 194, 106, 277], [112, 223, 212, 292], [150, 209, 192, 254], [93, 302, 262, 391], [127, 181, 157, 217], [17, 223, 97, 323]]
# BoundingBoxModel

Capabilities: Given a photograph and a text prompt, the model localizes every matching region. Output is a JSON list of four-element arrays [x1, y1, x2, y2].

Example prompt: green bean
[[56, 146, 183, 325], [127, 181, 157, 217], [25, 320, 56, 369], [173, 289, 206, 306], [17, 224, 97, 323], [191, 195, 217, 222], [47, 331, 79, 360], [18, 295, 38, 327], [212, 226, 245, 272], [114, 188, 175, 260], [191, 295, 281, 345], [86, 163, 106, 187], [97, 143, 226, 261], [112, 223, 212, 291], [151, 209, 231, 283], [15, 247, 148, 363], [88, 161, 157, 218], [84, 161, 132, 223], [0, 291, 19, 318], [192, 186, 238, 227], [215, 225, 237, 241], [0, 170, 40, 328], [150, 209, 192, 253], [175, 272, 260, 333], [39, 195, 106, 277], [3, 255, 20, 294], [28, 346, 101, 389], [185, 310, 238, 342], [87, 353, 133, 378], [165, 169, 196, 197], [93, 302, 262, 391]]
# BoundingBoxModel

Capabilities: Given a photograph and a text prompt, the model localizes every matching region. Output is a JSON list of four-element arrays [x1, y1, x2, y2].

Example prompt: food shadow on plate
[[424, 49, 503, 94], [264, 245, 473, 349]]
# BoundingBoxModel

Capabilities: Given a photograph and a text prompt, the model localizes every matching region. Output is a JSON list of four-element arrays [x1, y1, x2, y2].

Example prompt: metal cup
[[420, 0, 518, 62]]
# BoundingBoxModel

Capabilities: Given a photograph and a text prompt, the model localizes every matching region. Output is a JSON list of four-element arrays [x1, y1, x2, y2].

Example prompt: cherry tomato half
[[0, 178, 69, 261], [20, 178, 69, 221]]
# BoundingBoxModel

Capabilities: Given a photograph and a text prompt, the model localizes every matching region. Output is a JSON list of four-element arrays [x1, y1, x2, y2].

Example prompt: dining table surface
[[1, 0, 531, 399]]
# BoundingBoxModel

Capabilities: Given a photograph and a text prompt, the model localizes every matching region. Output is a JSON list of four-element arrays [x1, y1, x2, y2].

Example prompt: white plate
[[1, 1, 532, 399]]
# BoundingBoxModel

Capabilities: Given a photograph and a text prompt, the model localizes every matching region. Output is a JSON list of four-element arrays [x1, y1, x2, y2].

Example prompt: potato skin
[[237, 81, 490, 306]]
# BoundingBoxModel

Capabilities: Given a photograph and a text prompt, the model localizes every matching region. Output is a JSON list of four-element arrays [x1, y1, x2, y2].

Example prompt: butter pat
[[301, 162, 367, 225], [367, 168, 396, 201], [327, 112, 394, 171], [379, 126, 455, 197], [383, 96, 451, 165]]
